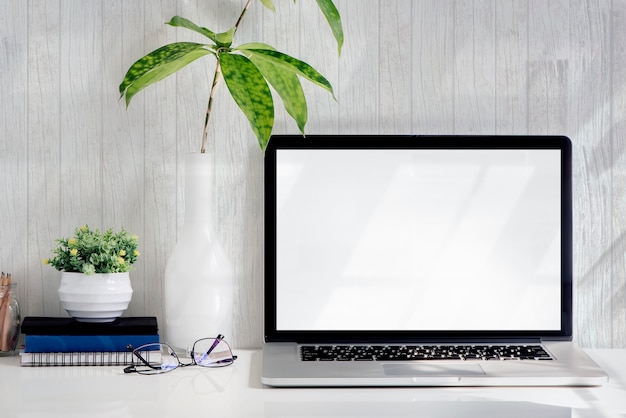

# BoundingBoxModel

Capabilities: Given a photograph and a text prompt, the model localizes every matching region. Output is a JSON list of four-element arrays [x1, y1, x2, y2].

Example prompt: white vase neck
[[183, 153, 214, 222]]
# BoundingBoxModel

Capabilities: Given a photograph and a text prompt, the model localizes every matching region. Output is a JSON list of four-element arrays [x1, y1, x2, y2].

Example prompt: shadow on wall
[[576, 228, 626, 349]]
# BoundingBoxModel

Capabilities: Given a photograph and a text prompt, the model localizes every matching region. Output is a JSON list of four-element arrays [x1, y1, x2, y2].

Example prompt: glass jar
[[0, 281, 20, 355]]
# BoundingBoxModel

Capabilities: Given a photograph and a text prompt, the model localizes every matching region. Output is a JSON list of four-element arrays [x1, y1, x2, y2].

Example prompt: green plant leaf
[[239, 44, 306, 134], [167, 16, 215, 40], [120, 42, 205, 96], [260, 0, 276, 12], [214, 27, 237, 47], [237, 44, 335, 99], [119, 42, 213, 106], [167, 16, 235, 47], [314, 0, 344, 54], [219, 52, 274, 151]]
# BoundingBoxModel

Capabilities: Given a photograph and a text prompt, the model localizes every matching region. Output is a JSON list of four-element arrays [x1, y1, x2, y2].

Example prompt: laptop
[[261, 134, 608, 387]]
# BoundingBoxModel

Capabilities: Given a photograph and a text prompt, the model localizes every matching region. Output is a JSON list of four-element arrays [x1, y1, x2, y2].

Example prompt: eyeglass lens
[[131, 343, 181, 375], [191, 337, 236, 367]]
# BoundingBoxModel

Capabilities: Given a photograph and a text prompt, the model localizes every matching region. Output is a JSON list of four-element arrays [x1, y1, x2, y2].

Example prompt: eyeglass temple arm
[[125, 344, 162, 372], [207, 334, 238, 363], [195, 334, 237, 365], [204, 334, 225, 356]]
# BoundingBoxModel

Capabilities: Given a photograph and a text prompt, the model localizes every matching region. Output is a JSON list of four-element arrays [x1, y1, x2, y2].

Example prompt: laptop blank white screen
[[275, 149, 562, 332]]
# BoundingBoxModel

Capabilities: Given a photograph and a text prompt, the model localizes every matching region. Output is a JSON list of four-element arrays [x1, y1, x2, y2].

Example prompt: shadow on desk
[[264, 401, 571, 417], [249, 349, 264, 389], [248, 349, 626, 417], [249, 351, 573, 417]]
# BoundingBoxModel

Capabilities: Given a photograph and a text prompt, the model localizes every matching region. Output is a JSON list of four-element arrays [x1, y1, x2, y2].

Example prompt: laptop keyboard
[[300, 344, 553, 361]]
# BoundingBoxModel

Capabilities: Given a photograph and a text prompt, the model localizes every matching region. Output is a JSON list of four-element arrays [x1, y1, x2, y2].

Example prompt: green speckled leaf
[[119, 42, 212, 106], [241, 44, 307, 134], [167, 16, 235, 47], [219, 53, 274, 151], [314, 0, 343, 54], [237, 44, 335, 99]]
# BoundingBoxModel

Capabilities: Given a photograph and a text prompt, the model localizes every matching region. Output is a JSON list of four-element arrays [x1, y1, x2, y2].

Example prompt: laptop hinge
[[292, 337, 546, 345]]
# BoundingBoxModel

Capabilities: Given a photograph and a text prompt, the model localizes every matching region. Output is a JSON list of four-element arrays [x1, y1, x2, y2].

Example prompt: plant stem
[[201, 60, 222, 154], [234, 0, 253, 32], [200, 0, 253, 153]]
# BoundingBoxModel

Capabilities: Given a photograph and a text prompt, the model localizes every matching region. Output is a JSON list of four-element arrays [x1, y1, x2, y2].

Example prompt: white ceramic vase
[[58, 272, 133, 322], [164, 153, 235, 352]]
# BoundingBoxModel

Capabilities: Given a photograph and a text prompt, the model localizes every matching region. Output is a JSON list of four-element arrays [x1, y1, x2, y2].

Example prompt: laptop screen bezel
[[264, 134, 573, 344]]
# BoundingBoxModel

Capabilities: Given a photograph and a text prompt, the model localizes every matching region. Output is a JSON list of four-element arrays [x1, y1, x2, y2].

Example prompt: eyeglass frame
[[123, 334, 237, 375]]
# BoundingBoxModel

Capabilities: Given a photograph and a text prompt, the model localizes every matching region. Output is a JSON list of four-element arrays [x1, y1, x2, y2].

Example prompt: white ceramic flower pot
[[58, 272, 133, 322]]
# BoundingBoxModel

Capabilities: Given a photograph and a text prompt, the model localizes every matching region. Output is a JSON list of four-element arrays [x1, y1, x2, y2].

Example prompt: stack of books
[[20, 316, 160, 366]]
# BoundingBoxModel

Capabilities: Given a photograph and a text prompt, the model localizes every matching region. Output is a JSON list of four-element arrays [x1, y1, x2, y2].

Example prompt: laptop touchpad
[[383, 363, 485, 377]]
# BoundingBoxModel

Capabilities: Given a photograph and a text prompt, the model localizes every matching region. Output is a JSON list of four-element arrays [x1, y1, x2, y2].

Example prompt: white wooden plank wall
[[1, 0, 625, 348]]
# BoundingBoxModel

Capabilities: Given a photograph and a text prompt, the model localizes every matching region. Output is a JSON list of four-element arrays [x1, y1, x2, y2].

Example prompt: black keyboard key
[[300, 344, 552, 361]]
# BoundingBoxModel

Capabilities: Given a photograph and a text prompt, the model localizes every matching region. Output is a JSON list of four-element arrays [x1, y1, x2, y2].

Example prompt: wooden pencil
[[0, 273, 12, 351]]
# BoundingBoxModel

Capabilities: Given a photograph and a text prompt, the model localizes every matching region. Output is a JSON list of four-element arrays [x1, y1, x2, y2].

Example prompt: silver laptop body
[[262, 135, 607, 387]]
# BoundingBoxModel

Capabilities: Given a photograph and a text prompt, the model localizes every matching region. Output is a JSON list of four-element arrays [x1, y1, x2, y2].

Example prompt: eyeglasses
[[123, 334, 237, 375]]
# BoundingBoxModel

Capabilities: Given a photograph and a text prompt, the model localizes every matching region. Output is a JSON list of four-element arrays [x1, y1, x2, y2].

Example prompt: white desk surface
[[1, 349, 624, 417]]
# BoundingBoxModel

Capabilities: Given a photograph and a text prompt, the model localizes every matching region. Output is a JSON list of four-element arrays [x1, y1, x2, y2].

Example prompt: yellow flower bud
[[43, 258, 49, 265], [119, 250, 126, 257], [69, 248, 78, 257], [133, 250, 140, 257], [81, 225, 88, 231], [68, 238, 77, 247], [118, 257, 125, 265]]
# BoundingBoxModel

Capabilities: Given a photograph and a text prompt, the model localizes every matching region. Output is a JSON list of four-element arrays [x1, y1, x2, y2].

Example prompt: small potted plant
[[44, 225, 140, 322]]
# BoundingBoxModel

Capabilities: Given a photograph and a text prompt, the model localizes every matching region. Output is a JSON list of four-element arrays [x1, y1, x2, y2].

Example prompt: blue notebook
[[24, 334, 160, 353]]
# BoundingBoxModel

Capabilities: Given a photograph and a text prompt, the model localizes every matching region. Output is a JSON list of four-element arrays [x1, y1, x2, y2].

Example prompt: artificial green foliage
[[45, 226, 140, 275], [119, 0, 343, 152]]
